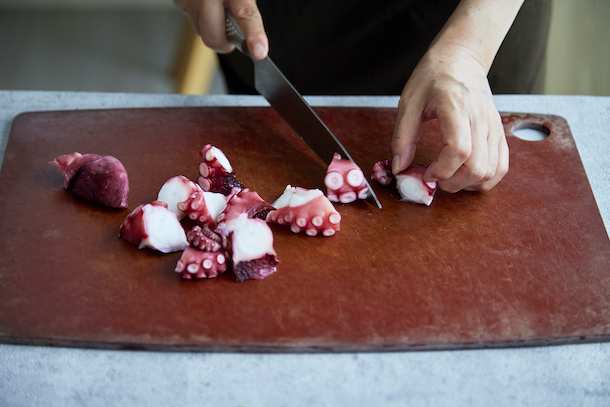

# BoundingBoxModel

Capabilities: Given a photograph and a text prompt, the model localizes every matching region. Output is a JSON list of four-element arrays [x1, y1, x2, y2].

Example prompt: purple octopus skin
[[50, 152, 129, 208]]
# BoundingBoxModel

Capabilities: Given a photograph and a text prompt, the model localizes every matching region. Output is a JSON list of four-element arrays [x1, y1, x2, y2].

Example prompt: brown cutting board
[[1, 107, 609, 352]]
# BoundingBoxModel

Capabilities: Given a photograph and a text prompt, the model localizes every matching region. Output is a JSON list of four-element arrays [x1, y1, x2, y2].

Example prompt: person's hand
[[390, 0, 525, 193], [173, 0, 269, 60], [391, 44, 509, 193]]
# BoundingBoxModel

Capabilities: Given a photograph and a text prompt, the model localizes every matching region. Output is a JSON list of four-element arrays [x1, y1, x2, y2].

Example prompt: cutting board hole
[[512, 122, 550, 141]]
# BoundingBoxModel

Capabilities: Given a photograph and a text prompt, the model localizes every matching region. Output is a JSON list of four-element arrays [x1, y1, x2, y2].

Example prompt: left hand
[[391, 43, 509, 193]]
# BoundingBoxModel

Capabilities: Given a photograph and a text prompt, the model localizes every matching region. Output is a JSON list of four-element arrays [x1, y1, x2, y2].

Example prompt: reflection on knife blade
[[225, 10, 382, 209]]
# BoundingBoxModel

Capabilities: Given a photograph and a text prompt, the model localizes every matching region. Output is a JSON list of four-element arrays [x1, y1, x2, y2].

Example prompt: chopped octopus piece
[[175, 226, 231, 280], [371, 160, 437, 206], [218, 213, 279, 282], [157, 175, 200, 219], [396, 165, 437, 206], [50, 152, 129, 208], [175, 247, 228, 280], [267, 185, 341, 237], [371, 159, 394, 187], [216, 188, 275, 224], [177, 189, 227, 229], [324, 152, 370, 204], [197, 144, 244, 195], [118, 201, 188, 253], [186, 225, 230, 253]]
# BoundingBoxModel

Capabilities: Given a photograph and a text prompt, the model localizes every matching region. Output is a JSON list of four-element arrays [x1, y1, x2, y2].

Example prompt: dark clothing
[[218, 0, 551, 95]]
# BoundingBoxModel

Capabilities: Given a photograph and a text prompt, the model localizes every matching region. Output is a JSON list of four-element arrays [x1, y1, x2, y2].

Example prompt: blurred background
[[0, 0, 608, 96]]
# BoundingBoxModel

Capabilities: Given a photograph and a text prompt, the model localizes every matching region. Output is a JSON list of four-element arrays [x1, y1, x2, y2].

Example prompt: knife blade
[[225, 10, 382, 209]]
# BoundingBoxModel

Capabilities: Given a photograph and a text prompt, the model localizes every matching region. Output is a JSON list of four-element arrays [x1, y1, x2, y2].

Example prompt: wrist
[[429, 0, 525, 73]]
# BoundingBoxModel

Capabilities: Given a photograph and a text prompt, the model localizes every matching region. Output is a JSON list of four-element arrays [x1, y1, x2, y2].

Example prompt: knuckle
[[437, 180, 460, 194], [452, 141, 472, 162], [234, 4, 259, 20], [469, 164, 488, 183]]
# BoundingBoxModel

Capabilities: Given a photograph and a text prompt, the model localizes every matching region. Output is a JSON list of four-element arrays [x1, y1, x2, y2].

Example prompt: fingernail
[[392, 155, 402, 174], [252, 43, 266, 60]]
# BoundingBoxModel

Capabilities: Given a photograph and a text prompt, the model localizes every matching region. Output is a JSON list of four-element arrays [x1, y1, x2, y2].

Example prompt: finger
[[228, 0, 268, 60], [424, 106, 472, 185], [469, 131, 509, 191], [391, 98, 422, 175], [197, 0, 235, 54], [436, 117, 489, 193], [463, 109, 505, 191]]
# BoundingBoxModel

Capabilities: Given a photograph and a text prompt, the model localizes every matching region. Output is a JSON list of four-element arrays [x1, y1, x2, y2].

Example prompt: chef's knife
[[225, 10, 382, 209]]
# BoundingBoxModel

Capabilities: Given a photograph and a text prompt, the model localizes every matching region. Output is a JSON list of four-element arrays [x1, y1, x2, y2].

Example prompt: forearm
[[429, 0, 525, 72]]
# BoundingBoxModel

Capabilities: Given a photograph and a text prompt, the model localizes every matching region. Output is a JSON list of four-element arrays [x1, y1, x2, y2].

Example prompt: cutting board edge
[[2, 333, 609, 354]]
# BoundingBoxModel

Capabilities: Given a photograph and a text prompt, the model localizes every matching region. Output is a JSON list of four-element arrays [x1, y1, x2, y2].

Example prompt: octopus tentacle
[[371, 159, 394, 187], [186, 225, 230, 253], [218, 213, 279, 282], [197, 144, 244, 195], [216, 188, 276, 224], [267, 185, 341, 237], [175, 247, 227, 279], [324, 153, 369, 204], [371, 160, 437, 206], [395, 165, 437, 206]]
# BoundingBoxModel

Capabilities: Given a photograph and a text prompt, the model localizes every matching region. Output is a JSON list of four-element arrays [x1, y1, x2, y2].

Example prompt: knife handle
[[225, 9, 249, 56]]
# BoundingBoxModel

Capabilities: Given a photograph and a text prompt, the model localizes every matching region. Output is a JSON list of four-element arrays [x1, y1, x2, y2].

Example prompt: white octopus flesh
[[118, 201, 189, 253], [218, 213, 279, 282], [158, 175, 228, 228]]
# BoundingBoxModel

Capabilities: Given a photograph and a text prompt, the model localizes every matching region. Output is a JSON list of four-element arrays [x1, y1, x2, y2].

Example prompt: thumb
[[391, 101, 422, 175]]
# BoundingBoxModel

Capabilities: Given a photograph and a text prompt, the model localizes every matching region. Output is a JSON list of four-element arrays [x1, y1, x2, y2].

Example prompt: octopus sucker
[[199, 162, 210, 177], [267, 185, 341, 237], [371, 160, 437, 206], [324, 153, 369, 204], [50, 152, 129, 208], [339, 192, 357, 204], [328, 213, 341, 225], [323, 229, 336, 237]]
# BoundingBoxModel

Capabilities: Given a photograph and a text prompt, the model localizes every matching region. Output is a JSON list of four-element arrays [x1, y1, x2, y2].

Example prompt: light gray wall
[[544, 0, 609, 95]]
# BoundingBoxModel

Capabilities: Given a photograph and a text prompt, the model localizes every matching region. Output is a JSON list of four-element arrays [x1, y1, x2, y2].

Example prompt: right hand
[[173, 0, 269, 60]]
